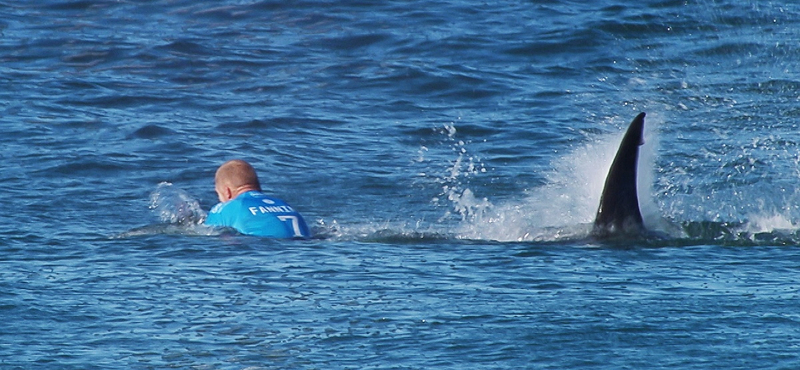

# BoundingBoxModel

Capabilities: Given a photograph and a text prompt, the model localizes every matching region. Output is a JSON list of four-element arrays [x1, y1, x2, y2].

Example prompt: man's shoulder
[[239, 191, 289, 206], [209, 192, 257, 216]]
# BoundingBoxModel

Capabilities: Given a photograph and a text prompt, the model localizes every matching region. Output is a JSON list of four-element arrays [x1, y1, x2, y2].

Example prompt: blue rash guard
[[205, 191, 311, 238]]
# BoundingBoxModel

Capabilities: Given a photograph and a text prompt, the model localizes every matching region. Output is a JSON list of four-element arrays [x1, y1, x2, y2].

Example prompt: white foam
[[744, 213, 797, 233]]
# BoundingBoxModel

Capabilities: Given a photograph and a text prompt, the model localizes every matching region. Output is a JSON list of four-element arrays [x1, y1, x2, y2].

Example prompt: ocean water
[[4, 0, 800, 368]]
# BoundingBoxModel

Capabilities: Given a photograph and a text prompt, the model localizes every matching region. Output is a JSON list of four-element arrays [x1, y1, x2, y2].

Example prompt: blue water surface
[[4, 0, 800, 369]]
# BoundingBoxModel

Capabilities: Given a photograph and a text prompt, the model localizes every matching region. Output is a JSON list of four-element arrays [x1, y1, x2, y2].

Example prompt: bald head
[[214, 159, 262, 202]]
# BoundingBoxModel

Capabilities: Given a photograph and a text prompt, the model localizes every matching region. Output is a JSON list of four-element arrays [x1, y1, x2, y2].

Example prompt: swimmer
[[205, 159, 311, 238]]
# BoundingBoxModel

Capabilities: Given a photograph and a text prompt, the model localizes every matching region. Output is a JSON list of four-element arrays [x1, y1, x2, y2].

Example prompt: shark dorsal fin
[[591, 112, 646, 238]]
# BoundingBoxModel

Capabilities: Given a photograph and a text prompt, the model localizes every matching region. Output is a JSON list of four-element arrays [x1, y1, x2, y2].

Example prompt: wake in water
[[118, 122, 800, 246], [434, 115, 800, 246], [320, 117, 655, 243]]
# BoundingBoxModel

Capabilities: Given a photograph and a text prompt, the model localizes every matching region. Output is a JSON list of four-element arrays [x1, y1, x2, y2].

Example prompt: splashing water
[[449, 115, 668, 242], [149, 182, 207, 225], [429, 122, 490, 222], [314, 115, 800, 244], [454, 135, 618, 242], [441, 113, 800, 244], [112, 182, 216, 238], [313, 120, 494, 242]]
